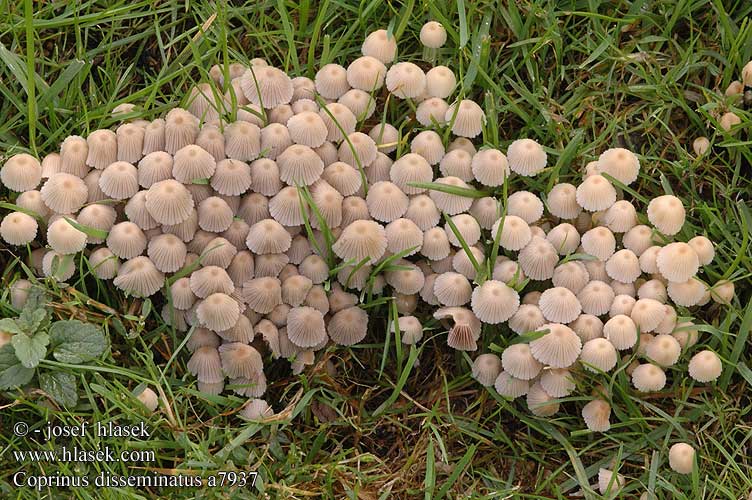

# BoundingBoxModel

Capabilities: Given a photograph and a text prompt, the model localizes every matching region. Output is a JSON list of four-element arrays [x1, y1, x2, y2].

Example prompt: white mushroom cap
[[501, 343, 542, 380], [597, 148, 640, 185], [471, 353, 502, 387], [538, 287, 582, 324], [647, 195, 685, 235], [470, 280, 520, 324], [631, 363, 666, 392], [506, 139, 547, 176], [361, 29, 397, 64], [526, 382, 559, 417], [581, 399, 611, 432], [1, 153, 42, 191], [385, 62, 426, 99], [529, 323, 582, 368], [445, 100, 485, 138], [668, 443, 695, 474], [419, 21, 447, 48], [688, 350, 722, 382], [576, 174, 616, 212], [494, 371, 530, 398], [328, 306, 369, 346], [603, 314, 637, 350], [547, 183, 582, 220], [656, 242, 699, 282], [580, 338, 617, 372], [471, 148, 509, 187]]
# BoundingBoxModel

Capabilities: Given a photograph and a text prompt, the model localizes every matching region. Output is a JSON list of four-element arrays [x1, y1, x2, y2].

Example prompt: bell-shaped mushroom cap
[[490, 215, 531, 252], [210, 159, 252, 197], [656, 242, 699, 282], [287, 306, 327, 348], [190, 266, 234, 299], [501, 343, 543, 380], [546, 223, 580, 255], [433, 272, 472, 306], [385, 62, 426, 99], [547, 183, 582, 220], [622, 224, 654, 257], [470, 353, 502, 387], [15, 190, 49, 219], [581, 399, 611, 432], [268, 186, 308, 226], [1, 212, 38, 246], [259, 123, 292, 161], [287, 111, 328, 148], [552, 262, 589, 294], [250, 158, 283, 197], [581, 226, 616, 261], [41, 153, 60, 179], [603, 200, 637, 233], [416, 97, 449, 127], [420, 227, 450, 260], [385, 261, 425, 295], [507, 191, 544, 224], [419, 20, 447, 48], [469, 197, 499, 230], [253, 252, 288, 279], [163, 109, 198, 156], [168, 277, 196, 310], [171, 144, 216, 183], [609, 294, 636, 317], [314, 63, 350, 99], [286, 235, 312, 266], [444, 213, 480, 247], [86, 129, 118, 169], [434, 306, 481, 351], [688, 349, 722, 383], [529, 323, 582, 368], [332, 219, 387, 264], [366, 152, 393, 184], [326, 306, 368, 346], [124, 191, 158, 231], [196, 292, 240, 332], [338, 132, 378, 167], [403, 195, 439, 231], [59, 135, 90, 177], [506, 139, 547, 177], [540, 368, 575, 398], [645, 333, 681, 367], [117, 123, 145, 164], [134, 386, 160, 413], [98, 161, 139, 200], [507, 304, 544, 335], [470, 280, 520, 324], [89, 247, 120, 280], [365, 181, 408, 223], [630, 298, 665, 333], [299, 254, 329, 284], [603, 314, 637, 350], [196, 196, 233, 232], [338, 89, 376, 120], [470, 148, 509, 186], [526, 382, 559, 417], [492, 260, 525, 286], [580, 338, 617, 372], [538, 287, 582, 324], [637, 279, 667, 303], [368, 123, 399, 155], [218, 342, 263, 379], [225, 120, 262, 161], [597, 468, 625, 497], [688, 235, 714, 266], [518, 236, 559, 281], [445, 100, 485, 138], [647, 194, 685, 235], [42, 251, 76, 281], [196, 124, 225, 161], [387, 154, 430, 196], [289, 75, 315, 102], [40, 173, 88, 214], [238, 398, 274, 420], [113, 256, 164, 297], [569, 313, 604, 342], [138, 151, 173, 189], [1, 153, 42, 191], [389, 315, 420, 345], [226, 249, 254, 287], [385, 218, 423, 256], [280, 274, 312, 307], [576, 174, 616, 212], [241, 277, 282, 314], [141, 118, 166, 156], [631, 363, 666, 392], [187, 346, 223, 384], [606, 249, 641, 283], [425, 66, 456, 99], [710, 279, 735, 305], [221, 219, 251, 250], [147, 234, 187, 273], [239, 66, 293, 108], [597, 148, 639, 185], [277, 144, 324, 186], [246, 219, 292, 255], [319, 103, 357, 143], [668, 443, 695, 475], [106, 221, 147, 259], [346, 55, 387, 91], [439, 149, 473, 181], [452, 246, 485, 280], [495, 370, 531, 398], [361, 29, 397, 63], [144, 179, 194, 225], [666, 278, 705, 307], [424, 177, 472, 216], [408, 130, 443, 164]]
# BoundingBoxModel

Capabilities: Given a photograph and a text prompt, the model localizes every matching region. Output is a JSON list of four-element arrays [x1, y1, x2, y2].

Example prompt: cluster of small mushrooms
[[0, 21, 737, 486]]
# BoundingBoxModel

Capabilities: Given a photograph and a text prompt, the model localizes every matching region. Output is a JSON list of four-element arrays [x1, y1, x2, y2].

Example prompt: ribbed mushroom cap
[[124, 191, 158, 230], [385, 62, 426, 99], [470, 148, 509, 186], [666, 277, 706, 307], [425, 177, 473, 215], [552, 262, 589, 294], [287, 306, 327, 348], [526, 382, 560, 417], [196, 292, 240, 332], [89, 247, 120, 280], [603, 314, 637, 350], [656, 242, 699, 282], [297, 254, 328, 285], [147, 234, 187, 273], [135, 386, 159, 413], [581, 399, 611, 432], [710, 279, 735, 305], [137, 151, 173, 189], [434, 306, 481, 351], [41, 153, 60, 179], [622, 224, 654, 257], [471, 280, 520, 324], [162, 304, 189, 332], [40, 173, 88, 214], [239, 66, 294, 108], [468, 197, 499, 230], [419, 20, 447, 48], [489, 215, 530, 252], [603, 200, 637, 233], [366, 152, 393, 183], [142, 118, 166, 155], [106, 221, 147, 259], [452, 246, 485, 280], [439, 149, 473, 181], [116, 123, 145, 164], [606, 249, 641, 283], [281, 274, 313, 307], [447, 137, 477, 155], [15, 190, 49, 219], [416, 97, 449, 127], [332, 219, 387, 264], [392, 316, 421, 345], [113, 256, 164, 297], [254, 253, 289, 278], [385, 154, 429, 196], [688, 350, 722, 383], [86, 129, 118, 169], [346, 55, 387, 91], [338, 89, 376, 120], [287, 111, 328, 148], [529, 323, 582, 368], [277, 144, 324, 186], [645, 333, 681, 367], [445, 100, 485, 138], [547, 183, 582, 220], [407, 130, 443, 165], [518, 236, 558, 281], [246, 219, 292, 255], [338, 132, 378, 167], [425, 66, 456, 99], [384, 260, 425, 295], [569, 314, 604, 342], [60, 135, 90, 177], [538, 287, 582, 324], [189, 266, 234, 299], [239, 398, 274, 420], [597, 469, 625, 496], [197, 196, 234, 232], [218, 342, 263, 379], [98, 161, 138, 200], [368, 124, 399, 155], [580, 226, 616, 261], [314, 63, 350, 99], [494, 371, 530, 398], [686, 235, 714, 266], [418, 227, 449, 261], [249, 158, 283, 197], [144, 179, 194, 225], [647, 195, 685, 235], [631, 363, 666, 392], [172, 144, 216, 183], [168, 277, 196, 310], [209, 159, 252, 197], [580, 338, 617, 372], [597, 148, 639, 185], [506, 139, 547, 177], [629, 298, 665, 333], [609, 294, 636, 317], [507, 191, 544, 224], [196, 124, 225, 161], [546, 223, 580, 255], [540, 368, 576, 397], [432, 272, 472, 306], [221, 219, 251, 250], [328, 306, 368, 346], [1, 212, 38, 246], [444, 213, 481, 247], [240, 276, 281, 314], [468, 353, 501, 387], [42, 251, 76, 281], [187, 346, 223, 383], [2, 153, 42, 191], [507, 304, 545, 335], [319, 103, 357, 142], [576, 174, 616, 212], [258, 123, 291, 161], [637, 279, 667, 303], [289, 76, 315, 102], [668, 443, 695, 475], [384, 218, 423, 256], [403, 194, 439, 231], [361, 29, 397, 63], [366, 181, 408, 222]]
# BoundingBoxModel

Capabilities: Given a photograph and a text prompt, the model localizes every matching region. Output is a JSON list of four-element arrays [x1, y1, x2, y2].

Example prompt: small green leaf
[[0, 344, 34, 389], [39, 371, 78, 407], [409, 181, 489, 199], [16, 308, 48, 334], [0, 318, 24, 335], [11, 332, 49, 368], [64, 217, 109, 240], [21, 285, 48, 313], [49, 320, 107, 364]]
